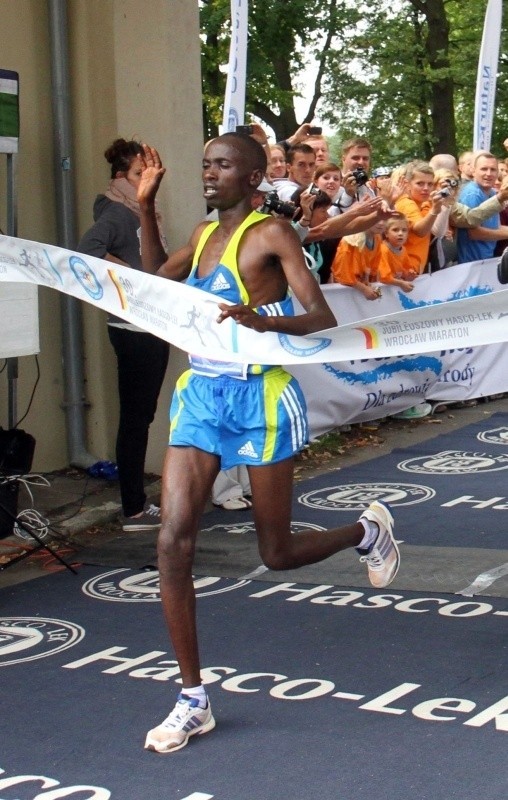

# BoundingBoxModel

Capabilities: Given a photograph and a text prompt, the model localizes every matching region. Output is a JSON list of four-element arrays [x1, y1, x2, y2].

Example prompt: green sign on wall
[[0, 69, 19, 154]]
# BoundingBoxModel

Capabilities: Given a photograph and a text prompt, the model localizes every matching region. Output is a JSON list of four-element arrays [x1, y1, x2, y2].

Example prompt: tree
[[413, 0, 456, 156], [200, 0, 508, 162], [320, 0, 508, 163], [200, 0, 347, 141]]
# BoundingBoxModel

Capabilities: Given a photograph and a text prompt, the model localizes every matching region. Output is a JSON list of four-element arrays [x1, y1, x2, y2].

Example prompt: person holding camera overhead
[[305, 131, 329, 166], [274, 121, 327, 158]]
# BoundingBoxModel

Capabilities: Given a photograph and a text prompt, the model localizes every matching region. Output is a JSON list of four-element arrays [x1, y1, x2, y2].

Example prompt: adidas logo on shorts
[[211, 273, 231, 292], [238, 440, 258, 458]]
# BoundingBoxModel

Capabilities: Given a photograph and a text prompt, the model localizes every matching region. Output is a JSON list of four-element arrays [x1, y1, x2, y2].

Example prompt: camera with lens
[[438, 177, 459, 198], [259, 191, 295, 218], [497, 247, 508, 284], [307, 182, 320, 196], [351, 167, 369, 187]]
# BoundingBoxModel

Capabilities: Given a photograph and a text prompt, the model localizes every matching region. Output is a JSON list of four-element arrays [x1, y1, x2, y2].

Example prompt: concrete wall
[[0, 0, 205, 475]]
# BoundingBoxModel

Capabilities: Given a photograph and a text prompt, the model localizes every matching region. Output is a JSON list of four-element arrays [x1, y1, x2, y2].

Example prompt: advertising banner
[[222, 0, 248, 132], [473, 0, 502, 151]]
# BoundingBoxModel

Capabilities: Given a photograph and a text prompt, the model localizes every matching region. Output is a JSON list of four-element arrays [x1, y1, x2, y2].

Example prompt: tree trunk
[[414, 0, 457, 156], [202, 30, 222, 140]]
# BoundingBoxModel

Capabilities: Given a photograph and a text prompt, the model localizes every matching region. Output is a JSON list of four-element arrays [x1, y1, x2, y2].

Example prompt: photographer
[[394, 160, 445, 273], [291, 185, 335, 282], [275, 121, 328, 160], [428, 169, 460, 271], [333, 137, 376, 211]]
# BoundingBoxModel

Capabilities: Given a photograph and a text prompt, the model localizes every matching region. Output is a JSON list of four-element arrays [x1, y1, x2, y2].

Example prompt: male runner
[[137, 133, 400, 753]]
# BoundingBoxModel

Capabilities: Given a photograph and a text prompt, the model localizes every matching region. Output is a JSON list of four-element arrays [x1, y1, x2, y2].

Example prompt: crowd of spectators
[[248, 121, 508, 294], [242, 121, 508, 420]]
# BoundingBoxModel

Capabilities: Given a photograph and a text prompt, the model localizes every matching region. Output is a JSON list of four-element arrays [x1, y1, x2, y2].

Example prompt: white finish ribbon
[[1, 235, 508, 365]]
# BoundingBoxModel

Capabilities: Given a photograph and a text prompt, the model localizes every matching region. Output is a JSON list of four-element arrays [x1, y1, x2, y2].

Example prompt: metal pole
[[6, 152, 18, 428], [6, 153, 17, 235], [47, 0, 95, 467]]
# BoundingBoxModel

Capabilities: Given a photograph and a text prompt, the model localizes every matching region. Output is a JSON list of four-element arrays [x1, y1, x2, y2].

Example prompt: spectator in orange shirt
[[394, 160, 445, 273], [378, 213, 416, 292], [331, 220, 384, 299]]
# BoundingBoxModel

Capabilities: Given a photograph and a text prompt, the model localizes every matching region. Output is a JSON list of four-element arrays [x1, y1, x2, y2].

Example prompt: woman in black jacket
[[78, 138, 169, 531]]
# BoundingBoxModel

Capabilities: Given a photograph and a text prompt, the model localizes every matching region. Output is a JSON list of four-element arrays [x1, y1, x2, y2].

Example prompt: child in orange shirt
[[394, 160, 445, 272], [379, 212, 433, 420], [331, 220, 385, 300], [378, 213, 417, 293]]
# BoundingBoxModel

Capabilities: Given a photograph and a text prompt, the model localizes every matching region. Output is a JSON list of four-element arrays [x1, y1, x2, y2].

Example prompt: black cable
[[14, 355, 40, 428], [15, 469, 94, 543], [50, 472, 91, 525]]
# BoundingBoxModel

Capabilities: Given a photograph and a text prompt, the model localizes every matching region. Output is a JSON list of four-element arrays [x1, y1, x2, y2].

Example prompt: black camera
[[351, 167, 369, 187], [497, 247, 508, 284], [236, 124, 253, 135], [437, 187, 451, 198], [259, 191, 295, 218]]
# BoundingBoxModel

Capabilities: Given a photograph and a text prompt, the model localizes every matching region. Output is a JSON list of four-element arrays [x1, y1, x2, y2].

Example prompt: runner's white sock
[[358, 518, 379, 551], [181, 684, 208, 708]]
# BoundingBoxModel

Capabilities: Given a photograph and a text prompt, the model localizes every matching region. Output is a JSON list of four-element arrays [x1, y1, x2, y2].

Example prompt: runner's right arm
[[137, 144, 202, 281]]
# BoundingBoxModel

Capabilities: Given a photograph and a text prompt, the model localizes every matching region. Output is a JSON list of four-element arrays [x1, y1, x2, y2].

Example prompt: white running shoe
[[358, 500, 400, 588], [213, 496, 252, 511], [144, 693, 215, 753]]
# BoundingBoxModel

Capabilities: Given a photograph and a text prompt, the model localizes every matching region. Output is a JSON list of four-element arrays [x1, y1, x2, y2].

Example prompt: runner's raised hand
[[137, 144, 166, 207]]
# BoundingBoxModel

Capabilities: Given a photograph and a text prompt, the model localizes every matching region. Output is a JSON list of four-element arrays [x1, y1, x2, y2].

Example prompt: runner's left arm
[[218, 219, 337, 335]]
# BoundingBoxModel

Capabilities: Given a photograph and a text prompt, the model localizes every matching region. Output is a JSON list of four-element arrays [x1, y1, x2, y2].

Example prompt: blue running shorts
[[169, 367, 308, 469]]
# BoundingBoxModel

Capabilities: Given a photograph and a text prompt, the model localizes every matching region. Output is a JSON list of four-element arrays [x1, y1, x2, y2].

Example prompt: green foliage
[[200, 0, 508, 162], [200, 0, 348, 139]]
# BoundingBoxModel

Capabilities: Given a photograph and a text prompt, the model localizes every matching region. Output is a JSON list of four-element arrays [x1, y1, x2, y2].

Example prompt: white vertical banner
[[222, 0, 248, 132], [473, 0, 503, 152]]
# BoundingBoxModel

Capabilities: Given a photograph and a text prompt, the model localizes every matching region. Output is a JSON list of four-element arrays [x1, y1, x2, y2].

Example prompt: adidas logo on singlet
[[238, 440, 258, 458], [211, 272, 231, 292]]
